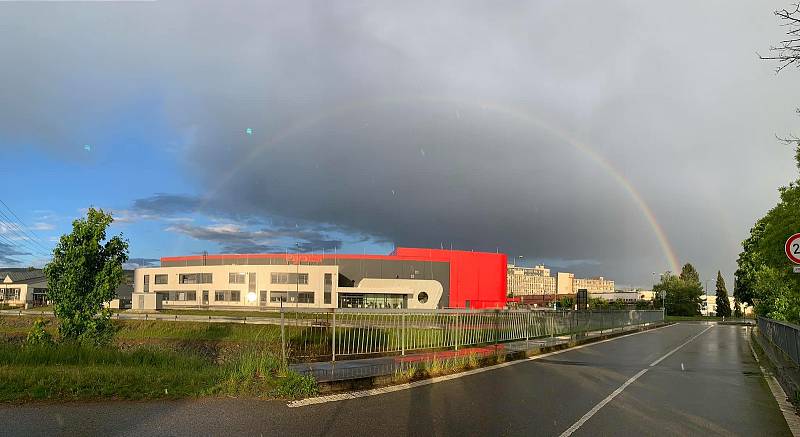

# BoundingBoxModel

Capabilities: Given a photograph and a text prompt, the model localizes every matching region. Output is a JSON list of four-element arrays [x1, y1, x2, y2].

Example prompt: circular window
[[417, 292, 429, 304]]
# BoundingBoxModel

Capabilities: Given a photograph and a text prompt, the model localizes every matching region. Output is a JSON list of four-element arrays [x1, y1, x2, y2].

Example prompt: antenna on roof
[[202, 251, 208, 266]]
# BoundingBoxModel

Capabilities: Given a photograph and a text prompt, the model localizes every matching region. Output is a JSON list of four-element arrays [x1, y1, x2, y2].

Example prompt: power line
[[0, 214, 50, 257], [0, 199, 51, 253], [0, 199, 52, 258]]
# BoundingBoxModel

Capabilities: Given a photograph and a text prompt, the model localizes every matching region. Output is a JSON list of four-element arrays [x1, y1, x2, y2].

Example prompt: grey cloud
[[3, 1, 800, 285], [0, 241, 29, 266], [165, 222, 342, 254], [124, 258, 160, 269]]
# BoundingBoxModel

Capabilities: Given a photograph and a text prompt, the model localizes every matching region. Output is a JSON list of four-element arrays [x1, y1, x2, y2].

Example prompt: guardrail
[[0, 307, 664, 363], [281, 308, 664, 362], [758, 316, 800, 366]]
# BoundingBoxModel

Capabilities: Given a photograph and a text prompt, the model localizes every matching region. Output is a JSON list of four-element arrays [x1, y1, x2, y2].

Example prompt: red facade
[[391, 248, 508, 309]]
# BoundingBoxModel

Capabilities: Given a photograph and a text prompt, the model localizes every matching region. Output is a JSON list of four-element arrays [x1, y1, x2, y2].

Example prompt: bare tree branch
[[763, 3, 800, 72]]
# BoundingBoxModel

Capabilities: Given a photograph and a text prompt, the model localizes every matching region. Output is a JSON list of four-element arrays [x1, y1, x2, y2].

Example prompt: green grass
[[0, 317, 317, 402], [0, 342, 316, 402]]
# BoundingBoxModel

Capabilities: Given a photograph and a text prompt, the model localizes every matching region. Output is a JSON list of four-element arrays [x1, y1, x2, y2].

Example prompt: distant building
[[557, 272, 575, 294], [507, 264, 556, 296], [554, 272, 615, 295], [0, 270, 48, 307], [573, 276, 615, 294], [0, 269, 133, 309]]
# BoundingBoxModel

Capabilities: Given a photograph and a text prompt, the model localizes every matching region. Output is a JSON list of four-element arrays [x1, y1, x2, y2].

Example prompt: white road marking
[[288, 323, 678, 408], [749, 333, 800, 436], [558, 368, 650, 437], [681, 363, 684, 371], [649, 325, 713, 367], [558, 324, 713, 437]]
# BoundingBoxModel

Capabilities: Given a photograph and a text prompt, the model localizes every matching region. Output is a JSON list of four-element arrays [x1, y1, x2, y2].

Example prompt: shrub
[[274, 371, 317, 398], [26, 319, 53, 346]]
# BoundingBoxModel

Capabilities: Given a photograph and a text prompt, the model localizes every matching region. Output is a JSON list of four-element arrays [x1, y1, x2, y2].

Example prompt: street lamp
[[704, 279, 712, 317], [295, 241, 301, 309]]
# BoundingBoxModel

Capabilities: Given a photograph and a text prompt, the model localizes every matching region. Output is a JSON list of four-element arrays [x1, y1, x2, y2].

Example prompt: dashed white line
[[558, 325, 713, 437]]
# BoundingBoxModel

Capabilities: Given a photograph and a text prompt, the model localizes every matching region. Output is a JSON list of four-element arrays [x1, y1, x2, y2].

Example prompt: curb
[[315, 322, 672, 394]]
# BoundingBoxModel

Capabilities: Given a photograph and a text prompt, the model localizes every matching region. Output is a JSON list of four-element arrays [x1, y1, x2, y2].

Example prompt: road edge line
[[749, 331, 800, 437]]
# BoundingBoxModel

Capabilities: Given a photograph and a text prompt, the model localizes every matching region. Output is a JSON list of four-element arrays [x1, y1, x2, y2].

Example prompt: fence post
[[494, 309, 499, 355], [526, 310, 531, 349], [331, 308, 336, 362], [401, 312, 406, 356], [455, 312, 461, 351], [280, 302, 287, 369]]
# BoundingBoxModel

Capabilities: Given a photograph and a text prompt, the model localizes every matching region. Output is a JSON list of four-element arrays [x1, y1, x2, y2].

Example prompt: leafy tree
[[44, 208, 129, 344], [558, 296, 575, 310], [734, 144, 800, 323], [715, 271, 732, 318], [733, 218, 766, 305], [654, 270, 703, 316], [733, 296, 743, 318], [679, 263, 701, 287]]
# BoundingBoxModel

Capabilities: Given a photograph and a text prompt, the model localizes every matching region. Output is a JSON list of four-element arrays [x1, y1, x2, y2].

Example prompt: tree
[[653, 270, 703, 316], [759, 3, 800, 72], [679, 264, 701, 287], [715, 271, 732, 318], [734, 145, 800, 323], [44, 208, 129, 343], [733, 296, 743, 318], [734, 218, 766, 305]]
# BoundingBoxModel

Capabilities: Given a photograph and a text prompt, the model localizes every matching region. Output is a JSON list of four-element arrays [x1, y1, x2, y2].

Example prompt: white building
[[0, 270, 48, 308], [507, 264, 556, 296]]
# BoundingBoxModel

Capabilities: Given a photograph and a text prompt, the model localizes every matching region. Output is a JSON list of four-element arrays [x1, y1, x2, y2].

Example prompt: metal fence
[[281, 309, 664, 362], [758, 316, 800, 366]]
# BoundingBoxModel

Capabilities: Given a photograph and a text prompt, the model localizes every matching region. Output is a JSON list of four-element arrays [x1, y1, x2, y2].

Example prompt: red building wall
[[392, 248, 508, 309]]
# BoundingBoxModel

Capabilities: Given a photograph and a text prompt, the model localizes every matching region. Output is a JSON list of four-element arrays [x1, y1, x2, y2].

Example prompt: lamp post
[[295, 241, 300, 309], [704, 279, 712, 317]]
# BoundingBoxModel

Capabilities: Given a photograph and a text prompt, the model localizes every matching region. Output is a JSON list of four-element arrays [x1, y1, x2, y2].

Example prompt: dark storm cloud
[[0, 241, 28, 266], [3, 1, 800, 285], [165, 222, 342, 254]]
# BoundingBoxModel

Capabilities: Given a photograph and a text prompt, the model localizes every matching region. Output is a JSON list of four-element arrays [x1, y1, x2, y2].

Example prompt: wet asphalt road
[[0, 323, 790, 436]]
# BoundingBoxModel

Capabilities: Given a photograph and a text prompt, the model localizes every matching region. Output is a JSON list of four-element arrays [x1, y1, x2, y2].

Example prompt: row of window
[[144, 272, 311, 287], [155, 290, 319, 304]]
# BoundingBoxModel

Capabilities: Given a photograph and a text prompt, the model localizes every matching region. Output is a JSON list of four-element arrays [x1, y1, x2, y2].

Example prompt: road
[[0, 323, 791, 436]]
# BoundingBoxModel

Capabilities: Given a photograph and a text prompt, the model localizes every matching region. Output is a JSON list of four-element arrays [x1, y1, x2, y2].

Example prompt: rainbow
[[200, 97, 681, 274]]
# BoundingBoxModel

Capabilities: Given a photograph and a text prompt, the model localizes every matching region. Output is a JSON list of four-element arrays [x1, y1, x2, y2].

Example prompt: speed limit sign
[[786, 233, 800, 265]]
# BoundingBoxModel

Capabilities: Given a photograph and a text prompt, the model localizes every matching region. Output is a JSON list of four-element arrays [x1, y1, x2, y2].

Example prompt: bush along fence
[[279, 309, 665, 363], [758, 316, 800, 366]]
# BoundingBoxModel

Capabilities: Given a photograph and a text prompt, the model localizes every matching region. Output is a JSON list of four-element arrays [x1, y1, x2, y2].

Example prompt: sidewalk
[[291, 323, 659, 383]]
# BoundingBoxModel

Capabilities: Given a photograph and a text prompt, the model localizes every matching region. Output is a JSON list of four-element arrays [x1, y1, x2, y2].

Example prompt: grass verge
[[0, 316, 317, 402]]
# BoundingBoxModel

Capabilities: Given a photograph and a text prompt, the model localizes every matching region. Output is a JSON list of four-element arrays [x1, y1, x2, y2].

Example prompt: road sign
[[786, 233, 800, 264], [794, 266, 800, 274], [660, 290, 666, 299]]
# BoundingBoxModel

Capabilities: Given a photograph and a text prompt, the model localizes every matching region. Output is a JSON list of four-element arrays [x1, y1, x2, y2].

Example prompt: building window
[[417, 292, 429, 304], [270, 291, 288, 303], [0, 288, 21, 301], [143, 275, 149, 292], [229, 273, 246, 284], [154, 274, 168, 285], [324, 273, 332, 305], [298, 292, 315, 304], [214, 290, 240, 302], [270, 272, 308, 284], [180, 273, 213, 284], [248, 273, 256, 293], [159, 291, 197, 302]]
